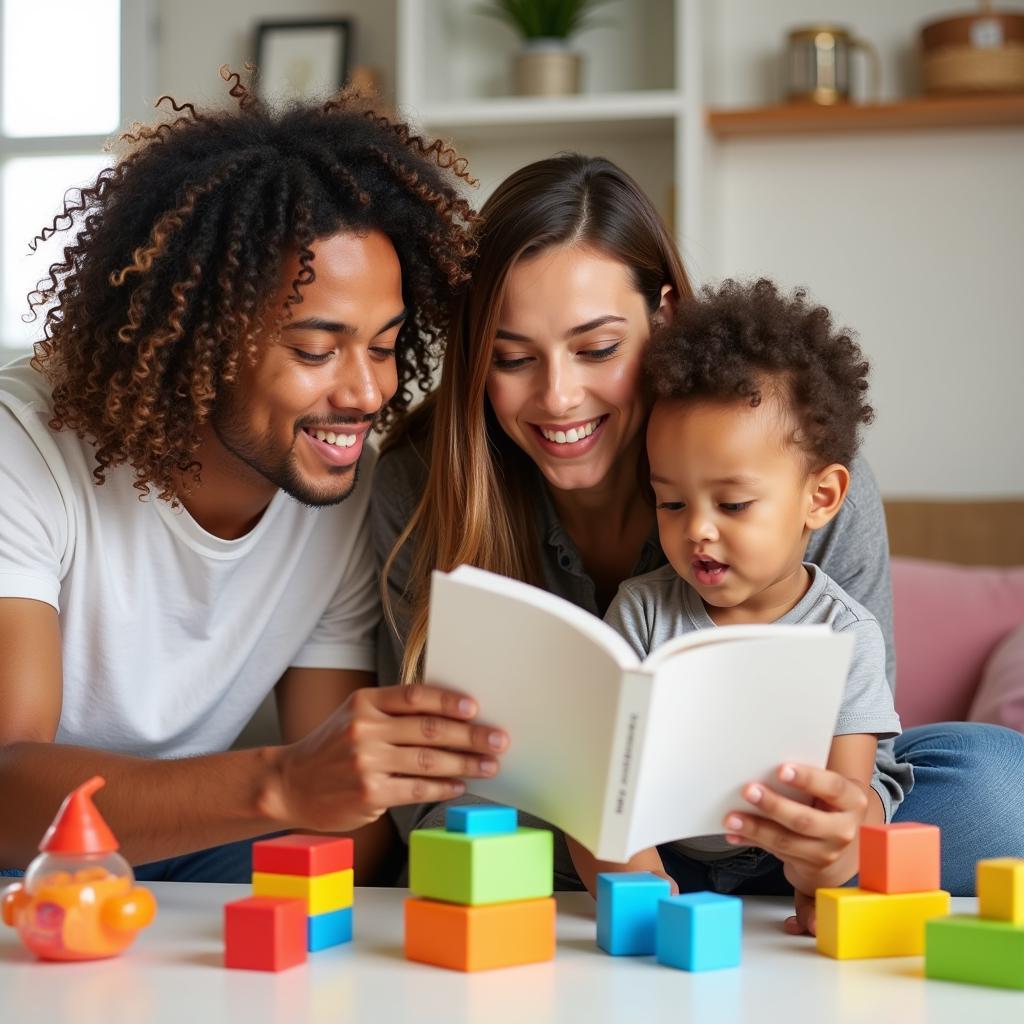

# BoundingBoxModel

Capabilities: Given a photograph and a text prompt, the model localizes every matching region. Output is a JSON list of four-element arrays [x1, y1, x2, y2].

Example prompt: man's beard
[[212, 408, 365, 509]]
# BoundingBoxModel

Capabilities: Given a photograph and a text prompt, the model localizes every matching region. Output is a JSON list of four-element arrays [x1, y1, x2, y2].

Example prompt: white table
[[0, 885, 1016, 1023]]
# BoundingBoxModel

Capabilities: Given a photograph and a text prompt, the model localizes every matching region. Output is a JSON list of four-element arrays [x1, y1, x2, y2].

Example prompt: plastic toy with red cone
[[2, 776, 157, 960]]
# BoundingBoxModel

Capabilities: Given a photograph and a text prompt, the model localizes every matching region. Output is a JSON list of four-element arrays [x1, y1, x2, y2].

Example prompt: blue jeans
[[659, 722, 1024, 897], [1, 834, 269, 884], [132, 835, 269, 883], [890, 721, 1024, 894]]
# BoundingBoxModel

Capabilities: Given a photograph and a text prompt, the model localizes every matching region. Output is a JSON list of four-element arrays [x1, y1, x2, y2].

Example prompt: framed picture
[[255, 19, 353, 105]]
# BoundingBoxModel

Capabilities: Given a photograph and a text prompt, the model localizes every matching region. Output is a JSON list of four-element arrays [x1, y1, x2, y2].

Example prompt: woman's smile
[[530, 414, 609, 457]]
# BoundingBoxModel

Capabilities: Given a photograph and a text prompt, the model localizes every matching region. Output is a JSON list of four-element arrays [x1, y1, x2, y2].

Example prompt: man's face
[[213, 229, 404, 507]]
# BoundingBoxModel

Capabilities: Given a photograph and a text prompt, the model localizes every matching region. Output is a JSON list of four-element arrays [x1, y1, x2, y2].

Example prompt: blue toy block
[[656, 891, 742, 971], [307, 906, 352, 951], [597, 872, 672, 955], [445, 805, 518, 835]]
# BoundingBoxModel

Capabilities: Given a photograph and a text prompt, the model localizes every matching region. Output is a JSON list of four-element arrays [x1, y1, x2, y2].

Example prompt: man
[[0, 76, 504, 882]]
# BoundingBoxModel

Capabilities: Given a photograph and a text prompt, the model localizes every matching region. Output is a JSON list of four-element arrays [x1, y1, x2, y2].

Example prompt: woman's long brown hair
[[382, 154, 695, 683]]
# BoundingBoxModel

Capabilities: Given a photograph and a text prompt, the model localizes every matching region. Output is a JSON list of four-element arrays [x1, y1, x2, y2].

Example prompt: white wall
[[155, 0, 395, 105], [152, 0, 1024, 498], [703, 0, 1024, 497]]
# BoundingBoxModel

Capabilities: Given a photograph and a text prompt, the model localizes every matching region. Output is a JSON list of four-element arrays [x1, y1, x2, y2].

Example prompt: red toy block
[[252, 834, 354, 876], [224, 896, 307, 971], [860, 823, 941, 894]]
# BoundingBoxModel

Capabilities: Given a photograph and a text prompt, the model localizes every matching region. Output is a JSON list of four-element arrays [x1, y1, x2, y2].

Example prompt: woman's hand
[[721, 762, 876, 902]]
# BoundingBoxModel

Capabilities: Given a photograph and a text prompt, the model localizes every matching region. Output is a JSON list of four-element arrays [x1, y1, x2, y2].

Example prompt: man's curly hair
[[28, 67, 479, 502], [643, 278, 873, 468]]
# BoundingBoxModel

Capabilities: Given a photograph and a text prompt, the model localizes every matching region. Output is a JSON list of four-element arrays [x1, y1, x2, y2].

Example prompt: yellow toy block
[[252, 869, 353, 916], [816, 887, 950, 959], [977, 858, 1024, 924]]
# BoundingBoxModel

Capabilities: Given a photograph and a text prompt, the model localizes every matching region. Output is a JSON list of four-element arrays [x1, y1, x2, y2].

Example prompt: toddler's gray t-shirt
[[604, 562, 902, 861]]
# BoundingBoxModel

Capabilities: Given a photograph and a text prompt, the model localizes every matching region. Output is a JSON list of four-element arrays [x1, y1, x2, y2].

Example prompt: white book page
[[624, 631, 853, 857], [425, 567, 638, 852], [642, 622, 834, 670]]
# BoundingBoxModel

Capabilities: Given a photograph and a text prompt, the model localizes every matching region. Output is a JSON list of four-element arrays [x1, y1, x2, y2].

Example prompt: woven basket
[[923, 44, 1024, 92], [920, 9, 1024, 93]]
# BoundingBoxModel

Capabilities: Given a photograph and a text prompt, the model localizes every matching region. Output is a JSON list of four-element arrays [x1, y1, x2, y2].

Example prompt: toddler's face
[[647, 397, 820, 623]]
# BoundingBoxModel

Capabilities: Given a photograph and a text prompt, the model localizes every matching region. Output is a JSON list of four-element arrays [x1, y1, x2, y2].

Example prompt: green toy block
[[409, 827, 553, 906], [925, 914, 1024, 990]]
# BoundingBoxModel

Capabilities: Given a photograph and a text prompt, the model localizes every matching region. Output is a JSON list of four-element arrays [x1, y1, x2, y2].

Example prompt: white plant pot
[[513, 38, 582, 96]]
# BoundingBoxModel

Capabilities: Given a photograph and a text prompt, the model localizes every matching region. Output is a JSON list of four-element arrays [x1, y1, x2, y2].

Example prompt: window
[[0, 0, 154, 359]]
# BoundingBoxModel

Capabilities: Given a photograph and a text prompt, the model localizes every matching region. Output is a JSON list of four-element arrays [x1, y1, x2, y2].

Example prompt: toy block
[[252, 868, 353, 915], [925, 914, 1024, 990], [977, 858, 1024, 924], [252, 834, 353, 877], [816, 887, 950, 959], [404, 896, 555, 971], [596, 872, 671, 956], [445, 805, 518, 836], [224, 896, 307, 971], [307, 906, 353, 952], [656, 891, 742, 972], [859, 823, 941, 894], [409, 827, 552, 906]]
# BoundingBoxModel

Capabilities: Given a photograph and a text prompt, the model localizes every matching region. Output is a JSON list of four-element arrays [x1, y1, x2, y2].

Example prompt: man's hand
[[721, 762, 871, 895], [265, 684, 508, 833]]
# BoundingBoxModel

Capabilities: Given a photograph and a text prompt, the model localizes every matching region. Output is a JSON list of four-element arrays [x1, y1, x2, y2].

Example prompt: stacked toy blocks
[[817, 823, 950, 959], [405, 805, 556, 971], [224, 834, 354, 971], [253, 834, 354, 951], [597, 872, 741, 971], [925, 857, 1024, 989]]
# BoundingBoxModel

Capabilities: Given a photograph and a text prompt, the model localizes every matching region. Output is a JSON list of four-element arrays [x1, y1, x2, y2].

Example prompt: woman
[[373, 155, 1024, 927]]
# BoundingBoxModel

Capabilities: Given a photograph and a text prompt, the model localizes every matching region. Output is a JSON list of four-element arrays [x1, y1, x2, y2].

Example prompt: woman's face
[[486, 244, 668, 493]]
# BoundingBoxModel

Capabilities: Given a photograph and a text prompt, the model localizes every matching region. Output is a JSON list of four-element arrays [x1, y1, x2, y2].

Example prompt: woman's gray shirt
[[372, 442, 913, 843]]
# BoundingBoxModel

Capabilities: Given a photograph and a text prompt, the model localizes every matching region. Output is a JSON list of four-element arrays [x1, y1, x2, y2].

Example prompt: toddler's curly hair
[[644, 277, 873, 467]]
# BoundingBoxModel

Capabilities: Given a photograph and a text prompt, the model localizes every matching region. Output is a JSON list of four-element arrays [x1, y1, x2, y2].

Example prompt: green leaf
[[477, 0, 616, 40]]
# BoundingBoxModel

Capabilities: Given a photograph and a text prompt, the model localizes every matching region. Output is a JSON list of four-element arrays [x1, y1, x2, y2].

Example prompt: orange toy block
[[405, 897, 556, 971], [859, 823, 941, 894]]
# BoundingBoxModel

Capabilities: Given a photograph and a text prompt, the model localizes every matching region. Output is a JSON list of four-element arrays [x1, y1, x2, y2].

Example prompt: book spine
[[595, 669, 652, 862]]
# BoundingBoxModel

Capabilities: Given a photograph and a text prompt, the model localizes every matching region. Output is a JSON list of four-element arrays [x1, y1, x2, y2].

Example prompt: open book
[[425, 565, 854, 863]]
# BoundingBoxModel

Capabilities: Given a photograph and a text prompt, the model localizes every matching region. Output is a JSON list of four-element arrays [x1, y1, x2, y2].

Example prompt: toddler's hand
[[627, 847, 679, 896], [784, 889, 817, 936], [721, 762, 870, 892]]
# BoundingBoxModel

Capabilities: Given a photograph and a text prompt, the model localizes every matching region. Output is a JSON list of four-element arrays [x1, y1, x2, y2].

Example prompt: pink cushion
[[892, 557, 1024, 728], [968, 624, 1024, 732]]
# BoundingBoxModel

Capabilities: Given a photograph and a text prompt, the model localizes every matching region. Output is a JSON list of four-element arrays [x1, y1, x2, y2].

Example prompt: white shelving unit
[[396, 0, 706, 259]]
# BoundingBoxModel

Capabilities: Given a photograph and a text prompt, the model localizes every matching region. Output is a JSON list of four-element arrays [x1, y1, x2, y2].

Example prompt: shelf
[[707, 93, 1024, 138], [409, 90, 684, 130]]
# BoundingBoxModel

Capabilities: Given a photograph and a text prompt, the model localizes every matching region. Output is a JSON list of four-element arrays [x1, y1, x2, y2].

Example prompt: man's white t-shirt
[[0, 358, 379, 758]]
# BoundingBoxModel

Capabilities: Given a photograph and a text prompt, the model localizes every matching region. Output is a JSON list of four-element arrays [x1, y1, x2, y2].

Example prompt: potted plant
[[480, 0, 614, 97]]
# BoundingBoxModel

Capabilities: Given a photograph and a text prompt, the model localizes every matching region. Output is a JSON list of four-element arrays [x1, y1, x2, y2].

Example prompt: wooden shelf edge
[[408, 90, 683, 129], [707, 94, 1024, 137]]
